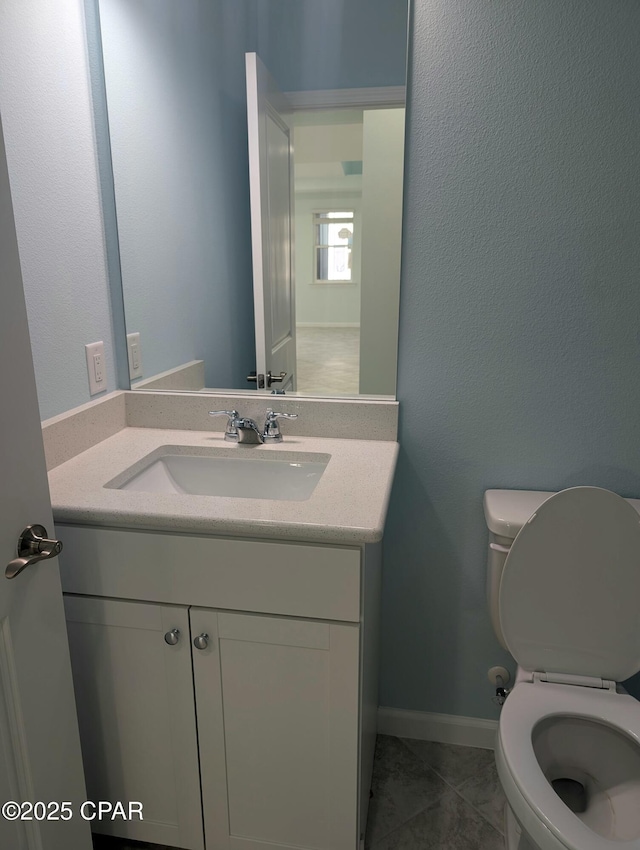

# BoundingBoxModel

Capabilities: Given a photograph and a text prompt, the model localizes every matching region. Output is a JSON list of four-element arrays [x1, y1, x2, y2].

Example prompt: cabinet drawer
[[57, 525, 361, 622]]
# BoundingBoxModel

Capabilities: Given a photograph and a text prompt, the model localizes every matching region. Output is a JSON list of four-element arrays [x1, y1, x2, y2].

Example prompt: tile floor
[[296, 326, 360, 395], [366, 736, 506, 850], [91, 736, 506, 850]]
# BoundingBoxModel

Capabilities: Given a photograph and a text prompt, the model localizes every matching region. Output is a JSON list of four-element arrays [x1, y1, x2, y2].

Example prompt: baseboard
[[377, 707, 498, 750]]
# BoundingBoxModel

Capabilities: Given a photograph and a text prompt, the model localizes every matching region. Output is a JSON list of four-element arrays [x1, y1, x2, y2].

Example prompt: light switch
[[85, 341, 106, 396]]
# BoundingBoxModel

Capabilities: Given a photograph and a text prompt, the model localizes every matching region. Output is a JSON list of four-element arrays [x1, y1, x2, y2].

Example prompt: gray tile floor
[[366, 736, 506, 850], [92, 736, 506, 850], [296, 326, 360, 395]]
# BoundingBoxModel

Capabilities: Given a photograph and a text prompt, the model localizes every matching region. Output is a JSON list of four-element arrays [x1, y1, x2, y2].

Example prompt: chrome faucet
[[209, 408, 298, 444]]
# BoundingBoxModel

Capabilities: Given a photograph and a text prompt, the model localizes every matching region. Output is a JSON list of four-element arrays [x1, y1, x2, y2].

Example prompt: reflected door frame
[[287, 85, 406, 399]]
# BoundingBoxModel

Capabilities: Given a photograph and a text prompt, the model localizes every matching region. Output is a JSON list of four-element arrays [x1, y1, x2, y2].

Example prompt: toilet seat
[[498, 680, 640, 850], [499, 487, 640, 683]]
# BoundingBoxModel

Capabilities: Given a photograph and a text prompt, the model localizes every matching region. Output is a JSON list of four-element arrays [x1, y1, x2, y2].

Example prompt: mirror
[[93, 0, 408, 397]]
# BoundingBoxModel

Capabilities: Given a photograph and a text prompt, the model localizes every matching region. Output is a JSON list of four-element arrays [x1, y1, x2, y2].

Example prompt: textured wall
[[0, 0, 117, 420], [383, 0, 640, 719]]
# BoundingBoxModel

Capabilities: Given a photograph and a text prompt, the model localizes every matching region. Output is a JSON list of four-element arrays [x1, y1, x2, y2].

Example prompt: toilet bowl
[[484, 487, 640, 850]]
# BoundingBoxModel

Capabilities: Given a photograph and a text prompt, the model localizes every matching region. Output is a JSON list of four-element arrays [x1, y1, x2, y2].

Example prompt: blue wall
[[383, 0, 640, 719], [254, 0, 407, 92], [0, 0, 119, 420], [99, 0, 257, 390]]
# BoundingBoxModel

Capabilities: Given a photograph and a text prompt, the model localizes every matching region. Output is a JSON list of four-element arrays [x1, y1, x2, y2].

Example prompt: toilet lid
[[499, 486, 640, 682]]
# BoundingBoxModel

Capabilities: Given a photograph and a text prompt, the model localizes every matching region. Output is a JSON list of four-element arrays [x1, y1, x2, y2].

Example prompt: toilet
[[484, 486, 640, 850]]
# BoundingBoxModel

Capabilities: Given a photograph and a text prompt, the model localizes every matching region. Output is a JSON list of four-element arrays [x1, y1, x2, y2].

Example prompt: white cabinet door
[[64, 596, 204, 850], [191, 609, 360, 850]]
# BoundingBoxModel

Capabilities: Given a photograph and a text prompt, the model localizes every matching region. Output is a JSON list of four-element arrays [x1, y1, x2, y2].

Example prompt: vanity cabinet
[[58, 524, 381, 850], [193, 609, 359, 850], [64, 596, 203, 849]]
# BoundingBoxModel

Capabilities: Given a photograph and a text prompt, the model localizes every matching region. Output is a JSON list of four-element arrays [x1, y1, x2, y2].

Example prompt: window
[[313, 211, 355, 283]]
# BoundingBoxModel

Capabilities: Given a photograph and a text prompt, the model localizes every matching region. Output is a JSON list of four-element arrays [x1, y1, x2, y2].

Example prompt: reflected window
[[313, 211, 355, 283]]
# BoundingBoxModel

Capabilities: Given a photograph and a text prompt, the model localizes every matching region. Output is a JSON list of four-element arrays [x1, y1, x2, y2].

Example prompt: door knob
[[6, 524, 63, 580], [193, 633, 209, 650], [266, 371, 287, 387]]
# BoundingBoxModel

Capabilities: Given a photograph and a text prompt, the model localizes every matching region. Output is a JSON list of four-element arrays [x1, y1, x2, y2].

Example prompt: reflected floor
[[91, 736, 506, 850], [296, 326, 360, 395]]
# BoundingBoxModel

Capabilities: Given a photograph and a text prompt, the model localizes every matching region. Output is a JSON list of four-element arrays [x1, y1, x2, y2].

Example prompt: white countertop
[[48, 427, 399, 544]]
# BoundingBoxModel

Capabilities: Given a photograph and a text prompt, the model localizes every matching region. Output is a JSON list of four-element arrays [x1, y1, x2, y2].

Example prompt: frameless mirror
[[93, 0, 408, 397]]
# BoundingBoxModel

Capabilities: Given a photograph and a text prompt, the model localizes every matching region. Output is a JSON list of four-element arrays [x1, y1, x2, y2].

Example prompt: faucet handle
[[208, 410, 239, 442], [265, 408, 298, 422], [263, 408, 298, 443]]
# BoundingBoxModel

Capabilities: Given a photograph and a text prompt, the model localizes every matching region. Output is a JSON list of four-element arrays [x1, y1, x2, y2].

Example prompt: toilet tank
[[483, 489, 556, 650]]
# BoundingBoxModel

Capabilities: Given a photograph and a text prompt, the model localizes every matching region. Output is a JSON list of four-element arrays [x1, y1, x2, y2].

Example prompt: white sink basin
[[107, 448, 329, 501]]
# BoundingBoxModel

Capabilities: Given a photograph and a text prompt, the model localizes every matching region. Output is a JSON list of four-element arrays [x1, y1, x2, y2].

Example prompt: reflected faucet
[[209, 409, 298, 444]]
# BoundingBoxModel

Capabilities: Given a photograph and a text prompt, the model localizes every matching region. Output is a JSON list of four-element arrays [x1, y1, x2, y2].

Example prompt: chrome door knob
[[193, 633, 209, 650], [164, 629, 180, 646]]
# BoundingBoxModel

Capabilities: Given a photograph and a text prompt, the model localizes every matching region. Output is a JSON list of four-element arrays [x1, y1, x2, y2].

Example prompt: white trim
[[295, 189, 362, 199], [297, 322, 360, 329], [285, 86, 405, 111], [309, 281, 360, 287], [132, 360, 204, 390], [377, 707, 498, 750]]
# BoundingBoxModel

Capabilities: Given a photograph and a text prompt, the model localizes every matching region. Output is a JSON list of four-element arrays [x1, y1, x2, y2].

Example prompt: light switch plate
[[85, 341, 106, 396], [127, 332, 143, 380]]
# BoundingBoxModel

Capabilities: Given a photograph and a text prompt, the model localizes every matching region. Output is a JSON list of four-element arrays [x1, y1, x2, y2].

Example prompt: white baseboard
[[377, 707, 498, 750]]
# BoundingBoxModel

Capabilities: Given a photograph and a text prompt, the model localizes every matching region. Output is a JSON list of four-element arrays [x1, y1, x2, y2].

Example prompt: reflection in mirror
[[95, 0, 408, 398]]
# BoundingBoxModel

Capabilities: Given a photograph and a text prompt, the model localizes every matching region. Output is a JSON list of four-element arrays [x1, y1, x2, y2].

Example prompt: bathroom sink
[[106, 447, 329, 501]]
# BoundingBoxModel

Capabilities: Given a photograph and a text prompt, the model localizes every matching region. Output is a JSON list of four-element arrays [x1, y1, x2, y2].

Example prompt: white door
[[0, 115, 91, 849], [246, 53, 297, 393]]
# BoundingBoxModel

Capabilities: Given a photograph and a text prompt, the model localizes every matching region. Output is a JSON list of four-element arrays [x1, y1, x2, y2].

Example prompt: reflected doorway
[[291, 105, 405, 396]]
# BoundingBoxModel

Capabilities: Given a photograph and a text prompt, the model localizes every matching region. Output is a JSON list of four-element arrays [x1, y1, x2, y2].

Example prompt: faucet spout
[[209, 408, 298, 444], [235, 418, 264, 444]]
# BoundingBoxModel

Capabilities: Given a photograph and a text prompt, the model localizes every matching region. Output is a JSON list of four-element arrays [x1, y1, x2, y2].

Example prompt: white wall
[[0, 0, 117, 420], [294, 124, 363, 167], [294, 193, 362, 327], [359, 108, 405, 395]]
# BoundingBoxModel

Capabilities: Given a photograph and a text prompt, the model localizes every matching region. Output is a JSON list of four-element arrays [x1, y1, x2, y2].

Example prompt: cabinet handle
[[193, 633, 209, 650], [164, 629, 180, 646]]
